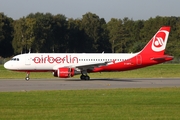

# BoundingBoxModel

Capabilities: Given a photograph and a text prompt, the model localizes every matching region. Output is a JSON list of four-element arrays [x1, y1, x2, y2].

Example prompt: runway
[[0, 78, 180, 92]]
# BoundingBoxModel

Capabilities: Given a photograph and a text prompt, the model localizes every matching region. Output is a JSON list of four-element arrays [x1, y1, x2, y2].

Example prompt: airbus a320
[[4, 26, 173, 80]]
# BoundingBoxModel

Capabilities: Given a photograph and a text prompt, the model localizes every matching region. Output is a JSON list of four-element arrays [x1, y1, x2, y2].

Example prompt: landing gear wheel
[[25, 77, 30, 81], [85, 76, 90, 80], [80, 75, 85, 80], [80, 75, 90, 80], [80, 70, 90, 80]]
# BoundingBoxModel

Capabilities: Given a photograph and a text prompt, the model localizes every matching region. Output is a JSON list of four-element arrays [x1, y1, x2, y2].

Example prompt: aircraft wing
[[53, 62, 110, 71], [75, 62, 109, 70]]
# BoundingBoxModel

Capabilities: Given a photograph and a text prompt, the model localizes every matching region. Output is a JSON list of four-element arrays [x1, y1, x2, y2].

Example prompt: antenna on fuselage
[[28, 48, 31, 53]]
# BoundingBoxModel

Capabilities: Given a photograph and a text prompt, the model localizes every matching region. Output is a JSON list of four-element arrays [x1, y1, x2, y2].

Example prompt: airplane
[[4, 26, 173, 81]]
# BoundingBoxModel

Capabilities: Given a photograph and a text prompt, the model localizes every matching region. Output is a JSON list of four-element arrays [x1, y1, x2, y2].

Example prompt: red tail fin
[[140, 26, 170, 55]]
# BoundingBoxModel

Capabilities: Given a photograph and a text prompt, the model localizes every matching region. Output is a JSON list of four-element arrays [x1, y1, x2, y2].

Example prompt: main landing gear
[[80, 74, 90, 80], [80, 70, 90, 80], [25, 72, 30, 81]]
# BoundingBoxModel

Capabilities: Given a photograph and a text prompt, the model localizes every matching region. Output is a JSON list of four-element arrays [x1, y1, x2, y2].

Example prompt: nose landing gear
[[25, 72, 30, 81]]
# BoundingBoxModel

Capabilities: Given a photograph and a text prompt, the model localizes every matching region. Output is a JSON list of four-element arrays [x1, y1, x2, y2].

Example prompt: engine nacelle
[[54, 67, 75, 78]]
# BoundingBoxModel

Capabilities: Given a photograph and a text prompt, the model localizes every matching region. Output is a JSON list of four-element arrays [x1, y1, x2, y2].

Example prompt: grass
[[0, 64, 180, 79], [0, 88, 180, 120]]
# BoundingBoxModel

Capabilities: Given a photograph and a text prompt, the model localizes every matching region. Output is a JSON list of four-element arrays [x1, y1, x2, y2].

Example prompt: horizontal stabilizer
[[151, 55, 174, 61]]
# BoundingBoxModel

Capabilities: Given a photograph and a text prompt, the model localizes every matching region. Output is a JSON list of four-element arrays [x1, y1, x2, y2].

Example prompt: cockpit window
[[11, 58, 19, 61]]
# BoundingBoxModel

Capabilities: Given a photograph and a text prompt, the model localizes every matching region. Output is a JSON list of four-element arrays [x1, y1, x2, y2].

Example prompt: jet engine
[[53, 67, 75, 78]]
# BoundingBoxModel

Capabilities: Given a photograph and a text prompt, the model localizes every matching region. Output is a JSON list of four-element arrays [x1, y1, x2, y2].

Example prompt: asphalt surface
[[0, 78, 180, 92]]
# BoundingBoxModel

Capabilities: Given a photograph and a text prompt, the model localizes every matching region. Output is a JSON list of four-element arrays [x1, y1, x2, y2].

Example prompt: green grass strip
[[0, 88, 180, 120]]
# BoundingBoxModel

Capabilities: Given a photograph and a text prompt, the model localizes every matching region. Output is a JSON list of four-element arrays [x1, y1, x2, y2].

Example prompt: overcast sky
[[0, 0, 179, 22]]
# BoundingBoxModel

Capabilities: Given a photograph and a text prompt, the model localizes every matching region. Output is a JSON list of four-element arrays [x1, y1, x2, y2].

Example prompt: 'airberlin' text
[[33, 55, 78, 64]]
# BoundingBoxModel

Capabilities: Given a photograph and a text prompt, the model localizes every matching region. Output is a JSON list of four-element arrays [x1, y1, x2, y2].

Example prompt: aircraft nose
[[4, 61, 12, 70]]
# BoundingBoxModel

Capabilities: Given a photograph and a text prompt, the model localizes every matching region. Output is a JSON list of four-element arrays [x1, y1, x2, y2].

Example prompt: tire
[[25, 77, 30, 81]]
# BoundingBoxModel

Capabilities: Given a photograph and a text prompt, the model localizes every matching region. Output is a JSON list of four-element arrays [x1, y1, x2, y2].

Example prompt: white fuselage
[[4, 53, 138, 71]]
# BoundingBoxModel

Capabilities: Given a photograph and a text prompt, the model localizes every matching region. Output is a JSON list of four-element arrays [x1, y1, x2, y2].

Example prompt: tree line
[[0, 12, 180, 62]]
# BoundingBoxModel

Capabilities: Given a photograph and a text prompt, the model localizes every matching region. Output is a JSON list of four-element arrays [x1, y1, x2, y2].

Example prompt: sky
[[0, 0, 179, 22]]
